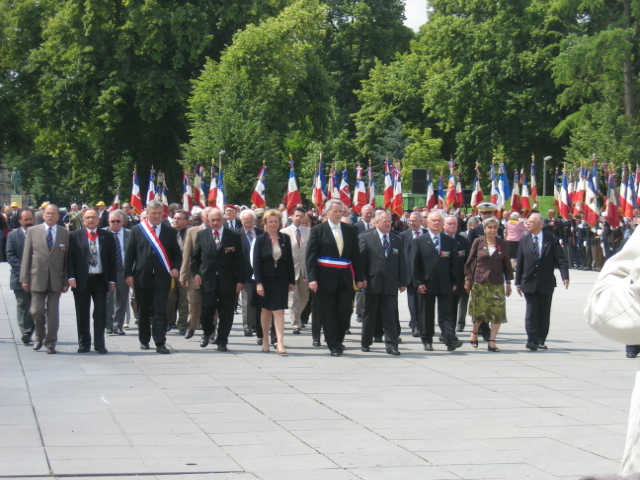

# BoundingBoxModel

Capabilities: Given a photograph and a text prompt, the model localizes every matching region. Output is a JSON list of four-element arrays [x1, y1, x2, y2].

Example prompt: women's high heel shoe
[[277, 348, 287, 356], [487, 339, 500, 352], [470, 330, 479, 348]]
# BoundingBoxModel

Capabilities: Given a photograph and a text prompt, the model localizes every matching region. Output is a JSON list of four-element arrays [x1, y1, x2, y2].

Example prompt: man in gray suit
[[7, 208, 35, 345], [105, 209, 130, 335], [20, 204, 70, 354]]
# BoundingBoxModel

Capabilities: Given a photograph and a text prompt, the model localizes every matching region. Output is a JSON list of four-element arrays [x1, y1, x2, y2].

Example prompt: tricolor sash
[[317, 256, 351, 268], [139, 220, 172, 274]]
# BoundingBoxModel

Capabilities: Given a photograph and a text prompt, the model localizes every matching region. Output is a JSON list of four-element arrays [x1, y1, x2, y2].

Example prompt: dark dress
[[253, 232, 295, 311]]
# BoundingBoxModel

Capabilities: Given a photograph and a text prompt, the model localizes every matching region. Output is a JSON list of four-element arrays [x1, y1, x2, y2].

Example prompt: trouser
[[406, 285, 419, 331], [72, 275, 108, 350], [31, 290, 61, 348], [187, 278, 202, 331], [524, 290, 553, 344], [167, 280, 189, 329], [288, 277, 309, 328], [107, 271, 129, 329], [453, 290, 469, 327], [14, 289, 33, 335], [135, 287, 169, 346], [419, 292, 458, 346], [201, 286, 235, 346], [314, 286, 354, 351], [361, 292, 399, 349], [242, 281, 259, 330]]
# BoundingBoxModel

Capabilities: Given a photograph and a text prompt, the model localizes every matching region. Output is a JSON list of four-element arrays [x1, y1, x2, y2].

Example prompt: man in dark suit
[[412, 210, 462, 352], [124, 200, 182, 354], [224, 205, 242, 230], [191, 208, 245, 352], [68, 208, 117, 354], [306, 199, 364, 357], [359, 210, 407, 355], [7, 208, 35, 345], [238, 209, 263, 337], [96, 201, 110, 228], [516, 212, 570, 350], [166, 209, 190, 334], [353, 204, 374, 234], [444, 215, 470, 333], [104, 209, 130, 335], [400, 212, 426, 336]]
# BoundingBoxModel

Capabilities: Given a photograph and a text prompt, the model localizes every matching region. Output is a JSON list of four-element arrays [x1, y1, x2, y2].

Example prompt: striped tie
[[46, 227, 53, 252], [114, 233, 123, 271]]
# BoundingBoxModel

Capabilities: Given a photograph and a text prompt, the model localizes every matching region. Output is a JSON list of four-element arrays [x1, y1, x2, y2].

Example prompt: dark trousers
[[361, 292, 399, 349], [73, 275, 108, 350], [406, 285, 419, 331], [524, 290, 553, 344], [14, 289, 33, 335], [453, 290, 469, 327], [314, 284, 354, 351], [107, 271, 128, 329], [419, 292, 457, 346], [200, 286, 235, 346], [136, 287, 169, 346], [309, 292, 323, 343]]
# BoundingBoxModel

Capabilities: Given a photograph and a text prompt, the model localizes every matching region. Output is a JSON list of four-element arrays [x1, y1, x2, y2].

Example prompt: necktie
[[382, 234, 389, 257], [154, 225, 159, 237], [533, 234, 539, 258], [214, 231, 221, 249], [365, 223, 370, 230], [333, 225, 343, 256], [46, 227, 53, 252], [87, 230, 98, 267], [295, 228, 301, 246], [433, 234, 440, 253], [414, 230, 420, 238], [114, 233, 123, 271], [247, 230, 253, 242]]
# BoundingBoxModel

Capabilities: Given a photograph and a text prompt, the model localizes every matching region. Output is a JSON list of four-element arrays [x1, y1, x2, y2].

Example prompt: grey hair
[[146, 200, 163, 211], [510, 212, 520, 220], [467, 216, 480, 227], [374, 210, 391, 222], [240, 209, 256, 221], [482, 216, 499, 229], [325, 199, 346, 212], [109, 209, 127, 223]]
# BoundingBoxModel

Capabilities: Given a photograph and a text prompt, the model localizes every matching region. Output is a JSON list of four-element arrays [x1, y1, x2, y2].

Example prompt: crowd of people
[[4, 194, 590, 357]]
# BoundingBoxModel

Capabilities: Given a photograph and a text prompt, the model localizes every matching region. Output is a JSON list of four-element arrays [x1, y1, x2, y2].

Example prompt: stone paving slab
[[0, 263, 633, 479]]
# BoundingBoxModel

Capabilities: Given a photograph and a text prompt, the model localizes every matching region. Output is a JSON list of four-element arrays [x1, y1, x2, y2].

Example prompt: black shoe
[[312, 341, 322, 347], [361, 346, 370, 352], [345, 330, 352, 334], [185, 329, 195, 339], [397, 337, 402, 343], [438, 335, 445, 343], [178, 329, 186, 335], [156, 345, 170, 354], [627, 353, 638, 358], [447, 340, 462, 352], [293, 328, 301, 334], [21, 332, 31, 345], [537, 343, 548, 350], [386, 347, 400, 356], [217, 345, 228, 352], [33, 340, 43, 351], [330, 349, 341, 357], [374, 336, 383, 343], [456, 324, 465, 332], [77, 346, 90, 353], [412, 329, 420, 337], [140, 343, 150, 350], [356, 315, 363, 323], [166, 324, 173, 332], [200, 336, 210, 348], [106, 328, 113, 335], [244, 328, 253, 337], [114, 327, 125, 335], [525, 342, 538, 351], [423, 343, 434, 351], [95, 347, 108, 354]]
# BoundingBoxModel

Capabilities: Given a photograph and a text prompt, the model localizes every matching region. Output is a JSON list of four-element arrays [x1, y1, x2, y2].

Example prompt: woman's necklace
[[487, 238, 496, 246]]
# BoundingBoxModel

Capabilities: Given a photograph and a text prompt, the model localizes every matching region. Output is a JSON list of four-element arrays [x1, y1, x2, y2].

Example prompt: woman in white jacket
[[585, 227, 640, 474]]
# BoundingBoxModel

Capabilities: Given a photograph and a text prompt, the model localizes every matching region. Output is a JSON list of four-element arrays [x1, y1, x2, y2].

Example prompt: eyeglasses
[[110, 220, 122, 223]]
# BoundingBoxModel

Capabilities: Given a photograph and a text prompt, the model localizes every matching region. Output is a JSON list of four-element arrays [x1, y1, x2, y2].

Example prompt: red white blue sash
[[140, 220, 172, 273], [317, 256, 351, 268]]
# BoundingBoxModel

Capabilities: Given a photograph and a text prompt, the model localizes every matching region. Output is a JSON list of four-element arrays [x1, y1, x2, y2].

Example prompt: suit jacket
[[400, 228, 426, 279], [239, 226, 263, 282], [253, 232, 295, 285], [190, 227, 245, 294], [280, 224, 310, 280], [449, 232, 470, 290], [179, 225, 203, 284], [7, 228, 27, 290], [20, 223, 70, 292], [103, 226, 130, 257], [226, 219, 241, 231], [124, 223, 182, 290], [359, 229, 407, 295], [306, 221, 364, 292], [412, 231, 457, 295], [353, 221, 372, 235], [98, 209, 109, 229], [465, 236, 513, 285], [516, 231, 569, 294], [67, 229, 117, 293]]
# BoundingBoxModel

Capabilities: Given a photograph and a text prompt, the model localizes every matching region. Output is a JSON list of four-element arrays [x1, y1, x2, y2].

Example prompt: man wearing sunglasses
[[105, 210, 130, 335]]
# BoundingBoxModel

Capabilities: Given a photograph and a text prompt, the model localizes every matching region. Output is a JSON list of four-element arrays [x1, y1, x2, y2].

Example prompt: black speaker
[[412, 168, 427, 194]]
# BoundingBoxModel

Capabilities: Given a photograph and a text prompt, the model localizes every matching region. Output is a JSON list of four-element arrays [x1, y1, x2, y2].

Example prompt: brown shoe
[[46, 347, 56, 354], [33, 340, 43, 351], [185, 329, 195, 339]]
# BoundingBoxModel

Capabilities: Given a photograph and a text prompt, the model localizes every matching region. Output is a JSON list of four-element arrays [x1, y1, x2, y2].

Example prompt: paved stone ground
[[0, 262, 633, 480]]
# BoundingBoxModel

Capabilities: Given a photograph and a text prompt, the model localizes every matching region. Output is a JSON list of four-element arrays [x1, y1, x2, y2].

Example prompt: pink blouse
[[505, 221, 527, 241]]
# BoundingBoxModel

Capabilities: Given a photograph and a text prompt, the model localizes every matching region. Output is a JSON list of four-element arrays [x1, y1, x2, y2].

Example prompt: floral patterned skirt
[[469, 282, 508, 324]]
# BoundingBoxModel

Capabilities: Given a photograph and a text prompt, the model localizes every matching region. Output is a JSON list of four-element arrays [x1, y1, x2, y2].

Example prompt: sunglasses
[[110, 220, 122, 223]]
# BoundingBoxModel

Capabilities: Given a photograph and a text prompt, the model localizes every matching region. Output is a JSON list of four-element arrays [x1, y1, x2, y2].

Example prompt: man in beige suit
[[280, 207, 310, 334], [20, 204, 70, 354], [180, 206, 212, 339]]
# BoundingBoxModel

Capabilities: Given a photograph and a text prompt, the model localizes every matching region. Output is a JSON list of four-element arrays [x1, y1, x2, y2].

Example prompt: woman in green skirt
[[464, 216, 514, 352]]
